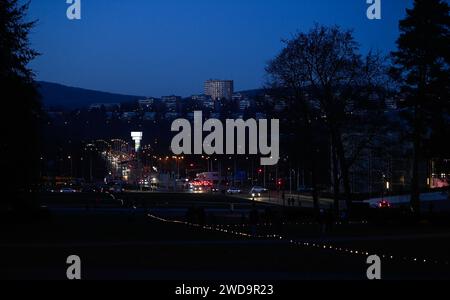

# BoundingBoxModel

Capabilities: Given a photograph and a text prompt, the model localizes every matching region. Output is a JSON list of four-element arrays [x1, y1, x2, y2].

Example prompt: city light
[[7, 0, 450, 282], [131, 131, 143, 152]]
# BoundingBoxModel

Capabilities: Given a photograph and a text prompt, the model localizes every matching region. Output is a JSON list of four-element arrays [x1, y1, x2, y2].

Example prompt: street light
[[68, 155, 73, 178]]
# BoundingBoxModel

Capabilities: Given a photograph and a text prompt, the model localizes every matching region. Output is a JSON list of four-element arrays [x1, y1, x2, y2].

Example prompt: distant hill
[[37, 81, 266, 110], [37, 81, 143, 110], [237, 88, 267, 97]]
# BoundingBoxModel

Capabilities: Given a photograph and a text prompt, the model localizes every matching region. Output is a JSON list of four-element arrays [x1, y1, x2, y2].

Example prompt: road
[[230, 192, 333, 208]]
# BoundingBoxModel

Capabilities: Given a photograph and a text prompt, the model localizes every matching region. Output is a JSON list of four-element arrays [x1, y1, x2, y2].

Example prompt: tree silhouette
[[391, 0, 450, 215], [267, 25, 387, 212], [0, 0, 42, 207]]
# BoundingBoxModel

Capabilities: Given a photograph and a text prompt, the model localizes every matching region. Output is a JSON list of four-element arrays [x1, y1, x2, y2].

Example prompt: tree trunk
[[331, 140, 340, 216], [332, 127, 352, 210], [411, 104, 421, 215], [304, 125, 320, 216], [310, 154, 320, 216], [297, 93, 321, 216]]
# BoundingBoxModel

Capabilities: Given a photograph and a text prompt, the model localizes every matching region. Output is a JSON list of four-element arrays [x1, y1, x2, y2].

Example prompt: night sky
[[28, 0, 413, 97]]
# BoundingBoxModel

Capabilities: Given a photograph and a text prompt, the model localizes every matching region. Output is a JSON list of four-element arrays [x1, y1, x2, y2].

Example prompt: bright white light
[[131, 132, 143, 152]]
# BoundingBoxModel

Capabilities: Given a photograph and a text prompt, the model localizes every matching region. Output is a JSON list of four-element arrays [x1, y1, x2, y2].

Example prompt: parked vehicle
[[297, 186, 314, 193], [227, 187, 242, 194], [81, 185, 99, 193], [60, 187, 77, 193]]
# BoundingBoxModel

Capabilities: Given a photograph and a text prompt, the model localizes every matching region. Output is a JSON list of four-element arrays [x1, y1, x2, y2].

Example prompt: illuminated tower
[[131, 132, 143, 152]]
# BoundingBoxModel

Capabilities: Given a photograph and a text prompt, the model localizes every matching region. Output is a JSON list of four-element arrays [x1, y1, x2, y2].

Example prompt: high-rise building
[[204, 80, 234, 101]]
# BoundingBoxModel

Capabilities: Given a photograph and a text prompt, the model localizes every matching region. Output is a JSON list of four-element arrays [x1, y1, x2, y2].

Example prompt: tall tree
[[267, 25, 387, 212], [391, 0, 450, 215], [266, 42, 322, 215], [0, 0, 41, 207]]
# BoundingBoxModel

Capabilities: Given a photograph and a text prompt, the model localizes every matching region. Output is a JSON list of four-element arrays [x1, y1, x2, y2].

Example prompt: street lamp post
[[68, 155, 73, 178], [290, 169, 295, 196], [89, 154, 93, 183], [80, 157, 84, 181], [382, 174, 390, 200], [263, 165, 266, 188], [40, 156, 44, 178], [251, 158, 254, 186]]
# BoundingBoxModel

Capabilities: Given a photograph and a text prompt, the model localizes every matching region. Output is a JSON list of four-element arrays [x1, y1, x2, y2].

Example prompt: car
[[109, 185, 124, 193], [378, 199, 392, 209], [60, 187, 77, 193], [211, 187, 220, 193], [227, 187, 241, 194], [297, 186, 314, 193], [250, 186, 266, 197], [45, 187, 57, 193], [192, 186, 204, 193], [81, 185, 99, 193]]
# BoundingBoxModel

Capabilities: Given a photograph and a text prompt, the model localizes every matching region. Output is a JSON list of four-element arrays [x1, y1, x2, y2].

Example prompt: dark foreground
[[1, 192, 450, 280]]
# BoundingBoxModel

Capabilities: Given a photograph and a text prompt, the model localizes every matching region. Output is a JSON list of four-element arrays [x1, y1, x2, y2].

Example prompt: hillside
[[38, 81, 143, 110]]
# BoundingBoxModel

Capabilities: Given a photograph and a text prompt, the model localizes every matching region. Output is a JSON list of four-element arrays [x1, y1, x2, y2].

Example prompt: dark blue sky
[[28, 0, 413, 97]]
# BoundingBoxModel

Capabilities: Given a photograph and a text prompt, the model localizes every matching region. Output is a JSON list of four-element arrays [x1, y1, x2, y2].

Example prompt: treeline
[[265, 0, 450, 215]]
